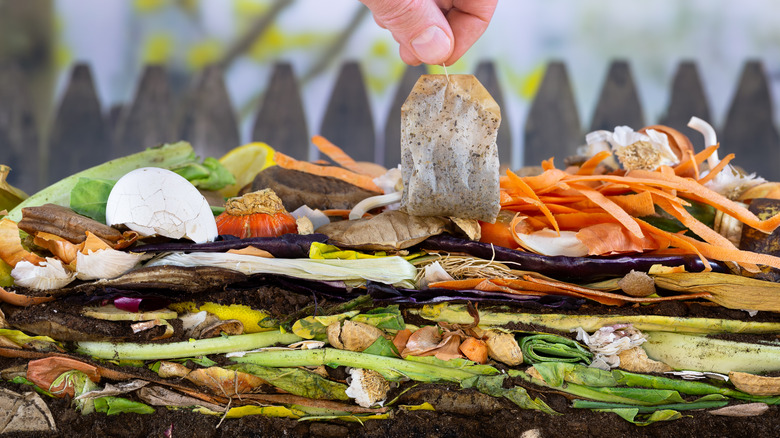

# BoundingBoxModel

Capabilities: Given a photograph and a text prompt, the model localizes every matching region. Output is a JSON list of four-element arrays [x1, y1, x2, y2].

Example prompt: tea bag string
[[442, 63, 450, 83]]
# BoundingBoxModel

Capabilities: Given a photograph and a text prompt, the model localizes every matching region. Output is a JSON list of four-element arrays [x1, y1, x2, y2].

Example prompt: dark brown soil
[[1, 375, 779, 438], [3, 286, 780, 437]]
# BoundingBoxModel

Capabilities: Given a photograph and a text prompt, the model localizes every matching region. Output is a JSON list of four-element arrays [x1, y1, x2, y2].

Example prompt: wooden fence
[[1, 59, 779, 194]]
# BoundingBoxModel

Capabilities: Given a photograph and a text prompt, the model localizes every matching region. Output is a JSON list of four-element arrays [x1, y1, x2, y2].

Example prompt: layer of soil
[[3, 281, 780, 437], [1, 375, 778, 438]]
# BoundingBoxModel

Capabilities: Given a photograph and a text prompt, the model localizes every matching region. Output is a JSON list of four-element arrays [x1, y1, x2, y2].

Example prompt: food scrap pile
[[2, 75, 780, 436]]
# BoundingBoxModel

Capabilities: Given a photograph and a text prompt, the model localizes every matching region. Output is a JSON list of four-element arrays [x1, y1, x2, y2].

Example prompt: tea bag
[[400, 75, 501, 223]]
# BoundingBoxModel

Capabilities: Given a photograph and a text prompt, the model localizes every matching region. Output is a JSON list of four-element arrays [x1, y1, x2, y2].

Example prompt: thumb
[[361, 0, 454, 65]]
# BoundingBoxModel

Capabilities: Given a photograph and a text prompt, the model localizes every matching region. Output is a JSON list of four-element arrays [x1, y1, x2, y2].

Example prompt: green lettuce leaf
[[231, 363, 349, 400], [171, 157, 235, 191], [461, 374, 559, 415], [69, 177, 116, 223], [362, 336, 401, 358], [93, 396, 156, 415]]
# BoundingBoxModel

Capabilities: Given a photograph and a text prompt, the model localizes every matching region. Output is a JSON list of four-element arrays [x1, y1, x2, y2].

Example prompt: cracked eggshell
[[105, 167, 217, 243]]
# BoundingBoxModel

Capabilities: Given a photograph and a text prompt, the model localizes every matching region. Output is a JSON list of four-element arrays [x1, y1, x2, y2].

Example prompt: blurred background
[[2, 0, 780, 192]]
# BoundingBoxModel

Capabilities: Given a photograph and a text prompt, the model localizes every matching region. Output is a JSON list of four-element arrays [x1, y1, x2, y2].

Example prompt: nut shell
[[327, 320, 384, 352], [485, 331, 524, 366]]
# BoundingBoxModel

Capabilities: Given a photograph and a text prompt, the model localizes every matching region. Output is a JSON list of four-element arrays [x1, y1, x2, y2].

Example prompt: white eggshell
[[105, 167, 218, 243]]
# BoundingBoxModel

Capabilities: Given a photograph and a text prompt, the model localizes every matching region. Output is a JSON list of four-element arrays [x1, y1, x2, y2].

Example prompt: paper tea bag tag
[[399, 74, 501, 223]]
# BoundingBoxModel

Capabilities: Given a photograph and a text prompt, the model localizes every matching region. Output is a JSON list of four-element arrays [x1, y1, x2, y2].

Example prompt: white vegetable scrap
[[574, 324, 647, 370], [665, 370, 729, 381], [688, 116, 765, 200], [607, 126, 680, 171], [514, 229, 589, 257], [105, 167, 218, 243], [11, 257, 76, 290], [418, 261, 455, 289], [75, 249, 146, 280], [345, 368, 390, 408]]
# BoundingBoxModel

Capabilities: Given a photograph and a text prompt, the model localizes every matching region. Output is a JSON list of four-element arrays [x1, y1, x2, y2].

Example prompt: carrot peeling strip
[[273, 151, 382, 193], [696, 153, 735, 185], [674, 144, 719, 177], [576, 150, 613, 175], [567, 183, 644, 238], [311, 135, 378, 176], [505, 170, 560, 233]]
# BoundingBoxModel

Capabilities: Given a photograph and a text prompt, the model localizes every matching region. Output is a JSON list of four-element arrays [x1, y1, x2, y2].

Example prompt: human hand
[[360, 0, 497, 66]]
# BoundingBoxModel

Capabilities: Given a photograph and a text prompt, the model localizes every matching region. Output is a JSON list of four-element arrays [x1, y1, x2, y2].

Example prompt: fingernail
[[411, 26, 451, 64]]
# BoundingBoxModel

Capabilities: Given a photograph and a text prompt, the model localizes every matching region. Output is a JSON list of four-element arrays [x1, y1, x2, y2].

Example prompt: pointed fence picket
[[1, 59, 779, 195]]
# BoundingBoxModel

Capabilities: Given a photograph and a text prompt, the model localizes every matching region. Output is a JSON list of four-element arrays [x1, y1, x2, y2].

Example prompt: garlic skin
[[607, 126, 679, 171], [574, 324, 647, 370], [12, 257, 75, 290], [345, 368, 390, 408], [105, 167, 217, 243], [75, 248, 146, 280]]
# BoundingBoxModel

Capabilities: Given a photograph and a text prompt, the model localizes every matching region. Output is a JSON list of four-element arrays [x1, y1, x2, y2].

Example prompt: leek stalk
[[411, 303, 780, 334], [231, 348, 498, 383], [7, 142, 198, 222], [76, 330, 303, 360], [642, 331, 780, 374]]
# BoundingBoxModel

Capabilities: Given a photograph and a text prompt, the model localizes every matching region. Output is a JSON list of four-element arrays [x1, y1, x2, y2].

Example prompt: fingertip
[[410, 25, 453, 65], [399, 46, 422, 66]]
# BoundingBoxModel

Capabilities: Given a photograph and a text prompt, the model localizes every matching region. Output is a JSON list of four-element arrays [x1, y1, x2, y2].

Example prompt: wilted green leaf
[[0, 259, 12, 287], [532, 362, 617, 388], [292, 311, 359, 340], [93, 396, 156, 415], [594, 408, 682, 426], [0, 165, 27, 212], [362, 336, 400, 358], [0, 329, 60, 351], [69, 177, 116, 223], [172, 157, 235, 191], [352, 305, 404, 331], [232, 363, 349, 401], [461, 374, 558, 415]]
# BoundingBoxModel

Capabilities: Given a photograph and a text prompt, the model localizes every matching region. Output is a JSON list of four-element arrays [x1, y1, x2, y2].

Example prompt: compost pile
[[2, 75, 780, 437]]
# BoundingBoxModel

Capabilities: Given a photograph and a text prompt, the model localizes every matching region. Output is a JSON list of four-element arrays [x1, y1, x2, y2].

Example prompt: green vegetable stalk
[[642, 331, 780, 374], [6, 142, 198, 223], [231, 348, 498, 383], [412, 303, 780, 334], [519, 334, 593, 364], [76, 330, 303, 360]]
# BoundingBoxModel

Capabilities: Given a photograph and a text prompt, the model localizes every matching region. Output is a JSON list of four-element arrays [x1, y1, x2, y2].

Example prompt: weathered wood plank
[[252, 62, 309, 159], [524, 61, 581, 166], [722, 61, 780, 180], [0, 62, 39, 193], [320, 61, 374, 163], [383, 64, 427, 167], [112, 65, 177, 157], [47, 63, 110, 185], [475, 61, 512, 165], [590, 60, 644, 131], [659, 61, 711, 150], [178, 65, 239, 159]]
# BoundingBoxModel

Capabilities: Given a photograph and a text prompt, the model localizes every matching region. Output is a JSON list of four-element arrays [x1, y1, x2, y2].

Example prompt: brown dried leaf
[[185, 367, 266, 397], [729, 371, 780, 396], [318, 210, 452, 250], [709, 402, 769, 417]]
